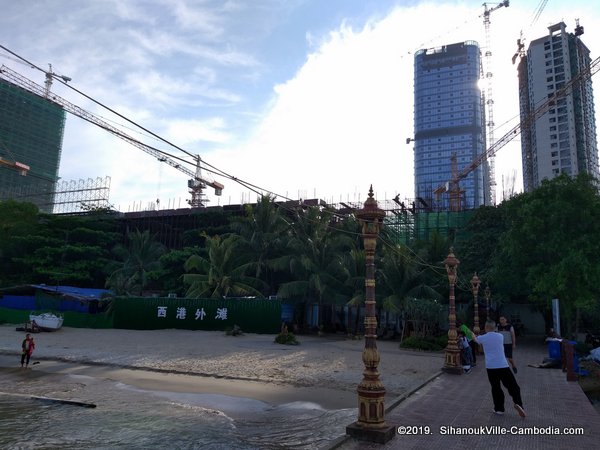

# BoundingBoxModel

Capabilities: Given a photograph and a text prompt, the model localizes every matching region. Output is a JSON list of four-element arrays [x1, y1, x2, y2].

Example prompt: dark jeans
[[486, 367, 523, 412], [21, 352, 31, 366], [469, 340, 478, 364]]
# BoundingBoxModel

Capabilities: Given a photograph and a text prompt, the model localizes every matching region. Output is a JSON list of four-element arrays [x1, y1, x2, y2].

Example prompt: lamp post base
[[346, 422, 396, 444], [442, 365, 464, 375], [443, 346, 463, 375]]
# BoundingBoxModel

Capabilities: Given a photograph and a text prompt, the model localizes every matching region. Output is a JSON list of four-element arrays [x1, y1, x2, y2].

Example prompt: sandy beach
[[0, 325, 443, 410]]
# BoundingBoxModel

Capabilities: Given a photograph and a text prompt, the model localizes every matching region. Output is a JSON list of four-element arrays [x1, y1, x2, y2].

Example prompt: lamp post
[[485, 283, 491, 320], [346, 186, 394, 443], [443, 248, 462, 374], [471, 273, 481, 334]]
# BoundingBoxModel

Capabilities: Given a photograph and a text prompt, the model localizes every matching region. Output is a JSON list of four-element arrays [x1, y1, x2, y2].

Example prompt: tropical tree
[[153, 247, 200, 296], [230, 195, 289, 295], [492, 173, 600, 334], [106, 229, 166, 295], [274, 206, 355, 330], [454, 205, 507, 282], [343, 247, 366, 334], [378, 243, 444, 335], [183, 233, 266, 298], [1, 203, 119, 287]]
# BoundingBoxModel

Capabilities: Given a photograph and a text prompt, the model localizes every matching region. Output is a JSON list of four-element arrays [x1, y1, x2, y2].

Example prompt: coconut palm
[[106, 229, 165, 295], [343, 247, 366, 334], [274, 206, 354, 330], [378, 243, 443, 320], [183, 233, 266, 298], [230, 195, 289, 295]]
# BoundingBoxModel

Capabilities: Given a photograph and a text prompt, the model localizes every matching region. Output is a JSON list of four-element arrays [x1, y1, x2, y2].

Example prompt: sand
[[0, 325, 443, 410]]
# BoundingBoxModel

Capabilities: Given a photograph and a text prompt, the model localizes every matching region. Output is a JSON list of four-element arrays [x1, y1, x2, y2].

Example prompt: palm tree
[[106, 229, 165, 295], [378, 243, 443, 335], [274, 206, 354, 330], [343, 247, 366, 335], [230, 195, 289, 295], [183, 233, 266, 298]]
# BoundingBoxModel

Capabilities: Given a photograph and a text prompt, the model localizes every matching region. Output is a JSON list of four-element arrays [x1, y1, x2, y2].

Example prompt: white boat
[[29, 312, 64, 331]]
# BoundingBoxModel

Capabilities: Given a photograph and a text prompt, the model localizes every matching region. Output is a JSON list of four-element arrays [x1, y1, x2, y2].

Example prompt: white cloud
[[209, 1, 600, 206], [3, 0, 600, 211], [165, 118, 231, 145]]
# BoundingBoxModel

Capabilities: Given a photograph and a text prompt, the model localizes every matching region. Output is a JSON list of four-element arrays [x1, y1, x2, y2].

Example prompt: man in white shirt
[[473, 320, 526, 417]]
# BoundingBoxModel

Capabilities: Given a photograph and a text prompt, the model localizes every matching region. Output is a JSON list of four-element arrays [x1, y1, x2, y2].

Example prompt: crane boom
[[434, 54, 600, 203], [0, 65, 223, 206], [0, 156, 30, 175]]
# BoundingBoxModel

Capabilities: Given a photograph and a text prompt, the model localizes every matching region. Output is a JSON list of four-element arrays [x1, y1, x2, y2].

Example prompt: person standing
[[459, 323, 477, 366], [473, 320, 526, 417], [497, 316, 517, 373], [458, 329, 473, 373], [21, 334, 35, 368]]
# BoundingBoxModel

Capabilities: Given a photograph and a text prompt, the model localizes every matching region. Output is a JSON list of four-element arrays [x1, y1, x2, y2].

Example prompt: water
[[0, 375, 354, 449]]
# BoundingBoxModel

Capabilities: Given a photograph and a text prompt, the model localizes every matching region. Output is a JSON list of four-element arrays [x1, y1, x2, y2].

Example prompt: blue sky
[[1, 0, 599, 211]]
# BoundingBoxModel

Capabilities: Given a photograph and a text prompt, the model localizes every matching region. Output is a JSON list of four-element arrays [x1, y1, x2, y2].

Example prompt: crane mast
[[43, 63, 71, 98], [0, 65, 223, 207], [482, 0, 509, 206]]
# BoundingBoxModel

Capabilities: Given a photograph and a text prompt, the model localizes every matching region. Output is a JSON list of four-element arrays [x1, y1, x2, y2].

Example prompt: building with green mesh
[[0, 77, 66, 213]]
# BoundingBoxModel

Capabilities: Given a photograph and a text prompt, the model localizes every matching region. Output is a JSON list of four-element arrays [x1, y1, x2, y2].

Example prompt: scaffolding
[[326, 197, 473, 245], [52, 176, 111, 213], [0, 176, 112, 214]]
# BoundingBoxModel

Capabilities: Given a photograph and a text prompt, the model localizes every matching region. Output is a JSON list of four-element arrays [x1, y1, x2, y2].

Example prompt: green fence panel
[[113, 297, 282, 334], [0, 307, 29, 324], [62, 311, 114, 329]]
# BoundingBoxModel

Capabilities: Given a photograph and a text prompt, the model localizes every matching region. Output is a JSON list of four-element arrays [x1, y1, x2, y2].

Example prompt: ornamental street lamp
[[346, 186, 394, 444], [443, 248, 462, 374], [471, 273, 481, 335], [485, 283, 491, 320]]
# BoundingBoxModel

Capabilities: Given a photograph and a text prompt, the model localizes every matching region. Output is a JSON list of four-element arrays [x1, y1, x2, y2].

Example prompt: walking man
[[21, 333, 35, 368], [474, 320, 525, 417]]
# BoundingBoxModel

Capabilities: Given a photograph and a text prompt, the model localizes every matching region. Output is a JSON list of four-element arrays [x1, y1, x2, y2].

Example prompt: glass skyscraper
[[518, 22, 599, 191], [413, 41, 490, 210]]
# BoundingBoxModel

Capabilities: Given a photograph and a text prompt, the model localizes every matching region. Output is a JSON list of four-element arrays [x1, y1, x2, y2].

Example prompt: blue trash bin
[[548, 340, 561, 359], [568, 340, 580, 373]]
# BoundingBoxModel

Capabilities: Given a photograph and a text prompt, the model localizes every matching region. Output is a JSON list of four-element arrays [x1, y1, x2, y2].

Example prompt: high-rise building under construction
[[413, 41, 491, 210], [0, 77, 66, 213], [518, 22, 599, 192]]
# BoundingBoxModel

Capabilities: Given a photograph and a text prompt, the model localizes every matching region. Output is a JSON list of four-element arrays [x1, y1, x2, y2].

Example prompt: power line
[[0, 44, 312, 205]]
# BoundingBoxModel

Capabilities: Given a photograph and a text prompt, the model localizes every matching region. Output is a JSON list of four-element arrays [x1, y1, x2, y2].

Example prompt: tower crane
[[434, 54, 600, 211], [482, 0, 509, 206], [0, 65, 223, 207], [43, 63, 72, 98]]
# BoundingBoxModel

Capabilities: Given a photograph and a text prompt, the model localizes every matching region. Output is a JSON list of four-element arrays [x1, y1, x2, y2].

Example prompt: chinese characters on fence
[[157, 306, 228, 320]]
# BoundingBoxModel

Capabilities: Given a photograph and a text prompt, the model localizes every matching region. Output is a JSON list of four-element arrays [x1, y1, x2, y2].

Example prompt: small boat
[[29, 312, 64, 331]]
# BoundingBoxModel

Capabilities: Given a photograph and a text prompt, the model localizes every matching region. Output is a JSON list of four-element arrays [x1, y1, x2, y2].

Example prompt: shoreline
[[0, 325, 444, 412], [0, 354, 358, 410]]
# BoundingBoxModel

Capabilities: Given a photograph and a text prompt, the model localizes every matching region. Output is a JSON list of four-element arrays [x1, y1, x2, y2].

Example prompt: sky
[[1, 0, 600, 212]]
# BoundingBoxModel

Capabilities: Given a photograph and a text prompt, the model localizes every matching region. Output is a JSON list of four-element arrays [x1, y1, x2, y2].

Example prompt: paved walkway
[[331, 339, 600, 449]]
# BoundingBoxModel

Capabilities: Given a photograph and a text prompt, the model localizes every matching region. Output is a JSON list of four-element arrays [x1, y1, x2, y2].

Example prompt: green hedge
[[400, 335, 448, 351]]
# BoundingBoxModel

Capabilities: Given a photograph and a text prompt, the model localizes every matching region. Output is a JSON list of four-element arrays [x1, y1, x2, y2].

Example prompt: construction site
[[1, 0, 598, 247], [0, 56, 479, 247]]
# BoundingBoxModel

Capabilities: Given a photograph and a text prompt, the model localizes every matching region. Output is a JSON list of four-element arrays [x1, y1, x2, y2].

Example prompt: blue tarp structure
[[0, 285, 112, 313]]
